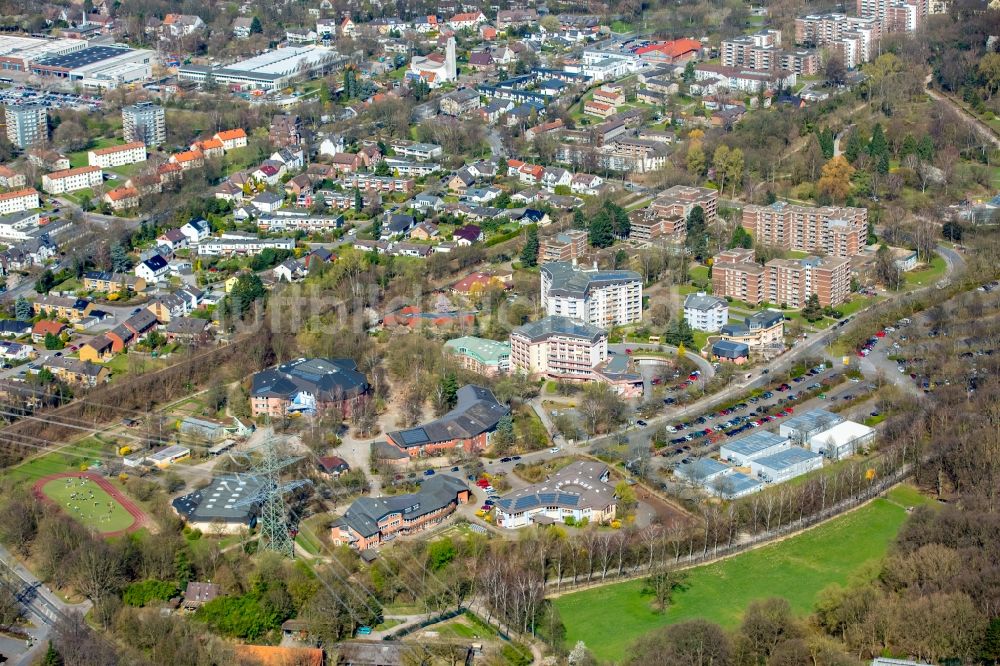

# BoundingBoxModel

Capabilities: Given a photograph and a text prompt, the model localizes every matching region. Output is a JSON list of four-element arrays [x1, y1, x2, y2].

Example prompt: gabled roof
[[387, 385, 507, 448], [335, 475, 468, 537]]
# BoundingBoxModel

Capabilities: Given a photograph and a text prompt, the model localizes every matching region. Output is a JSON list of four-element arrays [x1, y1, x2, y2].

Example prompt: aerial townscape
[[0, 0, 994, 663]]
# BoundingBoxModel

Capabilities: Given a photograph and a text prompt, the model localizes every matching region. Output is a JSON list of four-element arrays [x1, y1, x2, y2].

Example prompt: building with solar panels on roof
[[540, 261, 643, 327], [331, 475, 471, 550], [385, 385, 508, 458], [494, 460, 617, 528], [250, 357, 370, 419]]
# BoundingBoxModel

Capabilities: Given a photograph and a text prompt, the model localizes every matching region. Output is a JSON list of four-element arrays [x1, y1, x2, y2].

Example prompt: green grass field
[[904, 255, 947, 289], [41, 477, 135, 534], [7, 437, 109, 484], [554, 486, 926, 663]]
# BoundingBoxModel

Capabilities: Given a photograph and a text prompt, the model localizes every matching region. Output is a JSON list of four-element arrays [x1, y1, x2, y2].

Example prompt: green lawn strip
[[554, 493, 914, 662], [40, 477, 135, 533], [903, 255, 947, 289], [6, 437, 109, 484]]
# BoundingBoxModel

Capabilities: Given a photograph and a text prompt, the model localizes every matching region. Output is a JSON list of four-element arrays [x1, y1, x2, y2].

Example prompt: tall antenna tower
[[233, 438, 311, 557]]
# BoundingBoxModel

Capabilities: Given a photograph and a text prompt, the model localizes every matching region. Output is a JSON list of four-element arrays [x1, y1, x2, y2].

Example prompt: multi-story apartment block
[[720, 30, 781, 68], [741, 201, 867, 258], [721, 310, 785, 351], [122, 102, 165, 146], [510, 315, 608, 381], [540, 262, 643, 328], [539, 230, 588, 263], [684, 292, 729, 332], [713, 249, 766, 305], [857, 0, 926, 32], [87, 141, 147, 168], [5, 104, 47, 148], [0, 188, 39, 215], [721, 30, 821, 76], [650, 185, 719, 226], [628, 209, 686, 243], [794, 14, 879, 67], [712, 249, 851, 307], [41, 166, 103, 194]]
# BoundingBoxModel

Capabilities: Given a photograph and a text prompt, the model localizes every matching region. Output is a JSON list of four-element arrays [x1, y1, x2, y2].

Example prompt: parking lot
[[0, 85, 101, 111]]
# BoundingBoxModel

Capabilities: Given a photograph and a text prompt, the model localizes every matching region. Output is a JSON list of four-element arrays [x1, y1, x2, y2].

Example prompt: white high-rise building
[[540, 262, 643, 328], [407, 36, 457, 87]]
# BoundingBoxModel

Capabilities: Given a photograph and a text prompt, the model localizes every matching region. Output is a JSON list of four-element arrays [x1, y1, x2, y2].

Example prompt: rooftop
[[684, 291, 727, 311], [752, 446, 822, 471], [722, 430, 789, 457], [676, 457, 730, 481], [495, 461, 613, 514], [443, 336, 510, 366], [335, 474, 468, 538], [541, 261, 641, 298], [387, 385, 507, 449], [172, 474, 263, 523], [782, 409, 844, 435], [512, 315, 606, 343]]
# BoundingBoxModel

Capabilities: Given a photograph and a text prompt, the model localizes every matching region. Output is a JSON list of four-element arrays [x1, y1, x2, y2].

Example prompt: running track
[[32, 472, 148, 538]]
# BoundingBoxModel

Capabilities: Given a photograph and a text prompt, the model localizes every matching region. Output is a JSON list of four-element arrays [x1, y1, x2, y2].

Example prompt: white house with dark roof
[[683, 291, 729, 332], [495, 461, 617, 528]]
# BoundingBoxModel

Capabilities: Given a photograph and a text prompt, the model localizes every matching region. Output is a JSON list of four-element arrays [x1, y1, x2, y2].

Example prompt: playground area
[[33, 472, 146, 537]]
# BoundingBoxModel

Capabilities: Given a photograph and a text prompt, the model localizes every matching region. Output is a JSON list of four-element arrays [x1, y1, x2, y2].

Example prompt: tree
[[439, 373, 459, 409], [729, 225, 753, 249], [664, 317, 695, 347], [641, 568, 684, 613], [250, 15, 263, 35], [626, 619, 731, 666], [492, 413, 515, 451], [844, 129, 866, 164], [369, 217, 382, 239], [713, 145, 731, 194], [682, 61, 696, 84], [817, 156, 855, 204], [875, 243, 903, 291], [34, 269, 55, 294], [14, 296, 32, 321], [801, 293, 823, 321], [374, 160, 390, 176], [825, 52, 847, 86], [978, 52, 1000, 100], [44, 332, 65, 350], [426, 539, 456, 571], [868, 123, 889, 174], [818, 128, 835, 159], [520, 226, 539, 267], [572, 208, 587, 230], [603, 200, 630, 238], [588, 210, 615, 248], [353, 187, 362, 213], [685, 205, 707, 260], [110, 243, 130, 272], [686, 143, 706, 178], [41, 642, 63, 666]]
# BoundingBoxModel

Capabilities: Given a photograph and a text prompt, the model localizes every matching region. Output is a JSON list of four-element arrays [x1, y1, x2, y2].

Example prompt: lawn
[[68, 137, 118, 168], [554, 486, 925, 663], [6, 437, 109, 484], [40, 476, 135, 534], [903, 254, 947, 289]]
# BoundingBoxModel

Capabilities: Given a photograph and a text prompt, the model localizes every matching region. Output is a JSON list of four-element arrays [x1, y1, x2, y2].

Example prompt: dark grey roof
[[142, 254, 168, 272], [512, 315, 605, 343], [335, 475, 468, 537], [387, 385, 507, 448], [684, 292, 726, 311], [541, 262, 641, 299], [495, 461, 613, 513], [172, 474, 262, 524], [712, 340, 749, 358], [251, 357, 369, 402], [38, 45, 132, 69]]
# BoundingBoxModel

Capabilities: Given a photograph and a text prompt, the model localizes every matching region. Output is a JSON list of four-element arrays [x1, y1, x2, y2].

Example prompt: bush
[[123, 580, 178, 607]]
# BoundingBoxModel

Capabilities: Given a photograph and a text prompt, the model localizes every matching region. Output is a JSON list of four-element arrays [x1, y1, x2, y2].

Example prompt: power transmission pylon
[[233, 438, 310, 557]]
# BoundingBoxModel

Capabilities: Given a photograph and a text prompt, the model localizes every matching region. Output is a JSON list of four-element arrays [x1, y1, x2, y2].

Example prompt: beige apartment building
[[650, 185, 719, 225], [742, 201, 867, 258], [713, 249, 851, 307]]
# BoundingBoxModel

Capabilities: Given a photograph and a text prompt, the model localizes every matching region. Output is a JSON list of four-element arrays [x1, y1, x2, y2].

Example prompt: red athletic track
[[32, 471, 148, 538]]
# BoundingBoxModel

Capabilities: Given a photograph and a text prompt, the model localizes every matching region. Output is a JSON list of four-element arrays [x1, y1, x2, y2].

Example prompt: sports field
[[38, 475, 137, 535], [553, 486, 927, 663]]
